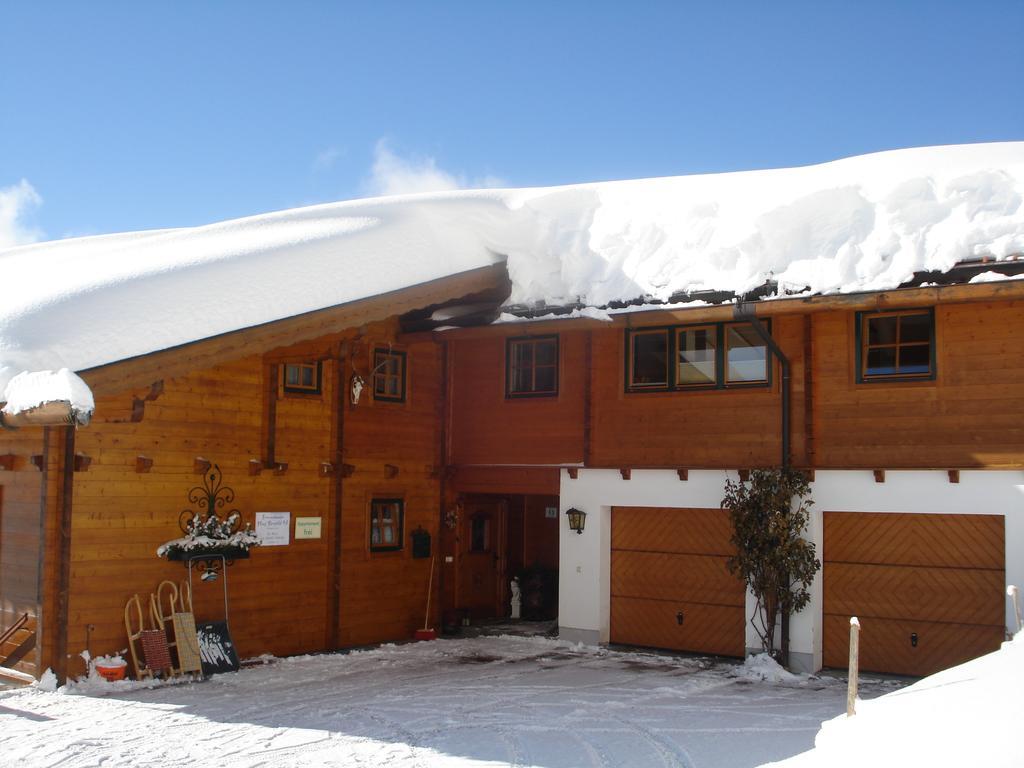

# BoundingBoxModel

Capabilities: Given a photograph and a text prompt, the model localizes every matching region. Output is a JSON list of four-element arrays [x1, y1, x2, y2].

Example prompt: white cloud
[[365, 140, 505, 196], [312, 147, 342, 172], [0, 180, 44, 250]]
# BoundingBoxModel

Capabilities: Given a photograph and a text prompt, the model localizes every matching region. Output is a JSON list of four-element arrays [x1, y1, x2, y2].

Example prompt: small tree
[[722, 468, 820, 660]]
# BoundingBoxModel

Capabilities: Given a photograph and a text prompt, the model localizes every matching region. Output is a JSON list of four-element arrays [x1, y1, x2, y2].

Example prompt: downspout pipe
[[733, 301, 790, 468], [734, 299, 792, 667]]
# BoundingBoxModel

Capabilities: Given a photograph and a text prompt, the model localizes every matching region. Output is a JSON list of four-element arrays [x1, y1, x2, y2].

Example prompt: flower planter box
[[165, 546, 251, 562]]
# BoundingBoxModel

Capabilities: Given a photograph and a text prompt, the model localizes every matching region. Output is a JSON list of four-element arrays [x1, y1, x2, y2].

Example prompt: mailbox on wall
[[411, 527, 431, 559]]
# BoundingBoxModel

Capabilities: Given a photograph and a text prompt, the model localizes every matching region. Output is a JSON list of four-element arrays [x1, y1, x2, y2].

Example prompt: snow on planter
[[1, 142, 1022, 396], [156, 512, 260, 560]]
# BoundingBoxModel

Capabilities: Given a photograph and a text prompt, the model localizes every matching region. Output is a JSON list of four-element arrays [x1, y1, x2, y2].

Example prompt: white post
[[1008, 586, 1022, 634], [847, 617, 860, 717]]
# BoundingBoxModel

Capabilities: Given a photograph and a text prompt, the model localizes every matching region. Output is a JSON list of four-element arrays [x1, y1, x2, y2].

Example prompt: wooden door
[[457, 498, 507, 619], [611, 507, 745, 657], [823, 511, 1005, 676]]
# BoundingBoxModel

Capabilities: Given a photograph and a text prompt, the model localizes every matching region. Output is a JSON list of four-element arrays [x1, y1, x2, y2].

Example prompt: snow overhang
[[0, 369, 95, 429]]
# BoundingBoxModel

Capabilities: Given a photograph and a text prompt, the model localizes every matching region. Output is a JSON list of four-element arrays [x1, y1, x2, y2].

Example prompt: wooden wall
[[448, 332, 586, 466], [335, 334, 443, 647], [63, 353, 332, 678], [588, 317, 809, 468], [813, 301, 1024, 468], [0, 430, 45, 676], [0, 317, 447, 679]]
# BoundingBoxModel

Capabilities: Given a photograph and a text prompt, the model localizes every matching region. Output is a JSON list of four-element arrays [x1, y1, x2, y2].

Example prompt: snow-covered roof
[[2, 142, 1023, 407]]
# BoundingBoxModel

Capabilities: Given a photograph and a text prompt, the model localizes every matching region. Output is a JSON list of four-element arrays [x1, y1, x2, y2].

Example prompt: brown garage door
[[824, 511, 1005, 677], [611, 507, 744, 657]]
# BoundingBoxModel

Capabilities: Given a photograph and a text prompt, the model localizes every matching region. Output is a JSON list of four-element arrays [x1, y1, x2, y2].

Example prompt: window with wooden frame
[[370, 498, 404, 552], [506, 335, 559, 398], [724, 323, 769, 385], [626, 321, 771, 392], [282, 362, 322, 394], [372, 348, 406, 402], [857, 308, 935, 382], [628, 328, 670, 389]]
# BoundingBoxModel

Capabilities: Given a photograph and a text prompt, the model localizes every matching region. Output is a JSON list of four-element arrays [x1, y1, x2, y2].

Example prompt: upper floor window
[[373, 348, 406, 402], [282, 362, 321, 394], [370, 498, 403, 552], [506, 335, 559, 397], [858, 308, 935, 382], [627, 322, 771, 392]]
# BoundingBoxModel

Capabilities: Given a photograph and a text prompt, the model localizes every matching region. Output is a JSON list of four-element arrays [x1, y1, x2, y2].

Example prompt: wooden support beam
[[948, 469, 961, 484], [384, 463, 399, 479], [30, 454, 44, 471], [738, 469, 750, 482], [193, 457, 211, 475], [273, 462, 288, 476], [340, 463, 356, 478], [319, 461, 335, 478], [677, 468, 688, 481], [620, 468, 631, 480], [873, 469, 886, 483], [248, 459, 262, 476], [72, 454, 91, 472], [135, 456, 153, 473], [567, 467, 579, 480], [0, 454, 14, 471]]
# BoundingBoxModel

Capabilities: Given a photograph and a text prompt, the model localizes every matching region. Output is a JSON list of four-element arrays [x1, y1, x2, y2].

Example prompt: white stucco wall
[[558, 468, 1024, 670]]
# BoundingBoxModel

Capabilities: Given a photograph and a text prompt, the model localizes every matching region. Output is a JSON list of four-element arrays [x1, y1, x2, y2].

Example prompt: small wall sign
[[255, 512, 291, 546], [545, 506, 558, 519], [295, 516, 322, 540]]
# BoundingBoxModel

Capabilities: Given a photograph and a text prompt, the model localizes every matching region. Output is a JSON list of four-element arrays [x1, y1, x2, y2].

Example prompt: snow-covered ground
[[0, 636, 903, 768], [766, 633, 1024, 768]]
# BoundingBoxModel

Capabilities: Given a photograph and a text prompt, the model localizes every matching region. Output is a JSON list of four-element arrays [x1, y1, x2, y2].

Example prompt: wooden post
[[847, 616, 860, 717], [1008, 586, 1022, 633]]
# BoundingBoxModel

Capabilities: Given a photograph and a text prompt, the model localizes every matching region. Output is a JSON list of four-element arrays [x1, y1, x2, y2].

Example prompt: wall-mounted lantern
[[565, 507, 586, 535]]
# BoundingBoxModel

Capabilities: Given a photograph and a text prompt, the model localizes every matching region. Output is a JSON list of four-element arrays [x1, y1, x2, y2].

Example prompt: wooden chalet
[[3, 145, 1024, 683]]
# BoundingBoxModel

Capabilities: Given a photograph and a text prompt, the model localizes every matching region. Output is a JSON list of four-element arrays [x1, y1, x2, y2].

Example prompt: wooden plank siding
[[813, 301, 1024, 468], [448, 332, 586, 467], [588, 316, 809, 469], [0, 429, 45, 677], [0, 318, 447, 678], [335, 332, 444, 647]]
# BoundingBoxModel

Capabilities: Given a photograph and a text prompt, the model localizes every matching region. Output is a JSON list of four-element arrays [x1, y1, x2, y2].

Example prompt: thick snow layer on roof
[[764, 631, 1024, 768], [1, 142, 1022, 397]]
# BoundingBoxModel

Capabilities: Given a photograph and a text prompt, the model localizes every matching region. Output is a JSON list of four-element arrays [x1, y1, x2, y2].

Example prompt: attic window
[[282, 362, 321, 394], [858, 308, 935, 382], [373, 349, 406, 402], [506, 335, 559, 397]]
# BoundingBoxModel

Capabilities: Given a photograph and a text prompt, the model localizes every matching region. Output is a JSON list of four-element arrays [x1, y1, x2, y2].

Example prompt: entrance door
[[458, 497, 507, 619]]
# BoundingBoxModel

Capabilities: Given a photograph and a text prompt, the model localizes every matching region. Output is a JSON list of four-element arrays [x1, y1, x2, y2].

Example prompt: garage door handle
[[676, 611, 684, 626], [910, 632, 918, 648]]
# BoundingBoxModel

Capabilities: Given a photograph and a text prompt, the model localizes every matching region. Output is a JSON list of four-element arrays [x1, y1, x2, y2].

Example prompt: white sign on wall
[[295, 517, 322, 540], [255, 512, 291, 546]]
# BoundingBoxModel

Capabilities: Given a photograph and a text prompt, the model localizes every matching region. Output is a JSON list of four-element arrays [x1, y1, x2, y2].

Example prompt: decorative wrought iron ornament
[[158, 464, 257, 580]]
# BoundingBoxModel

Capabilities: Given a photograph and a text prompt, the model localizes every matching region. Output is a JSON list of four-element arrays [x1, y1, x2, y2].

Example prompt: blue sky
[[1, 1, 1022, 245]]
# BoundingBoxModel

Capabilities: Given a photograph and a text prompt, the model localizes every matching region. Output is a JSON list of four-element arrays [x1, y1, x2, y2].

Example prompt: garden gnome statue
[[510, 577, 521, 619]]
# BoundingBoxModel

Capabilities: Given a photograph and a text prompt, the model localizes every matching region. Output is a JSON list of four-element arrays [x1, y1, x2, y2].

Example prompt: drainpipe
[[734, 299, 792, 666]]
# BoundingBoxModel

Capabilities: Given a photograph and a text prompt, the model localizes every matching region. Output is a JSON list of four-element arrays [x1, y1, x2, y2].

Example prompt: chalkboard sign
[[196, 620, 240, 676], [410, 527, 431, 559]]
